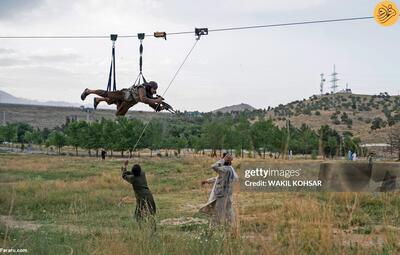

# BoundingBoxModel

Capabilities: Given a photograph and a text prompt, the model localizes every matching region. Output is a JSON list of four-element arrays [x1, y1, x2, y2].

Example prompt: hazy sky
[[0, 0, 399, 111]]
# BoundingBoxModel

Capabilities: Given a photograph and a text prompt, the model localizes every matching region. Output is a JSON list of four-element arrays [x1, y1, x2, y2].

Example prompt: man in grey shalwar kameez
[[200, 153, 238, 227]]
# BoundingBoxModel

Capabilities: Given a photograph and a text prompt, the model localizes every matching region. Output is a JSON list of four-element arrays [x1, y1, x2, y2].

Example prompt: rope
[[107, 39, 117, 91], [0, 16, 376, 39], [131, 39, 199, 152]]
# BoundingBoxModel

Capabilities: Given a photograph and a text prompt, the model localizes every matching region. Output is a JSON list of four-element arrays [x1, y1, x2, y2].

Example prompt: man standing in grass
[[200, 153, 238, 227], [121, 160, 156, 221]]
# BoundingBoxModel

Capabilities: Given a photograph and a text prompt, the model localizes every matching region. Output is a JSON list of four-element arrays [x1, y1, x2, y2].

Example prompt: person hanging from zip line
[[80, 81, 175, 116]]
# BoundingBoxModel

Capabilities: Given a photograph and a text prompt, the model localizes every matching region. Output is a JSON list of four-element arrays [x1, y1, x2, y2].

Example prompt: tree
[[66, 120, 87, 156], [251, 119, 276, 158], [16, 123, 33, 144], [84, 121, 104, 157], [126, 119, 145, 157], [371, 117, 384, 130], [235, 117, 252, 158], [327, 136, 337, 159], [48, 130, 66, 155], [171, 135, 187, 155], [387, 116, 395, 126], [298, 124, 318, 158], [0, 123, 17, 145], [190, 135, 205, 155], [201, 120, 227, 157], [224, 124, 238, 156], [319, 125, 339, 158], [1, 123, 18, 147], [145, 121, 162, 157], [102, 119, 117, 157], [24, 129, 43, 150], [114, 117, 132, 157]]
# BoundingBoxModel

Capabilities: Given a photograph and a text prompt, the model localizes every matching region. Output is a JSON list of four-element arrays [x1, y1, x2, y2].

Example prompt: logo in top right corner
[[374, 1, 399, 26]]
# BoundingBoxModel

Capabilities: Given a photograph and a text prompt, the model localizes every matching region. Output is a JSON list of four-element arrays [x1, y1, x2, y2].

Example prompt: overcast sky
[[0, 0, 399, 112]]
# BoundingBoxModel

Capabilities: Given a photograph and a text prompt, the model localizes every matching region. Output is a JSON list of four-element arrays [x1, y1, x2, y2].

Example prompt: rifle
[[153, 95, 176, 114]]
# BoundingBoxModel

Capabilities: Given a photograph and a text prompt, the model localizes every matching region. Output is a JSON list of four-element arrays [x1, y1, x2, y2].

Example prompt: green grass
[[0, 153, 399, 254]]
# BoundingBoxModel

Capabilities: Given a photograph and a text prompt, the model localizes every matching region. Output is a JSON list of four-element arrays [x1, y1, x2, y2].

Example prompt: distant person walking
[[348, 150, 353, 160], [121, 160, 156, 221], [352, 152, 357, 161], [101, 150, 106, 160]]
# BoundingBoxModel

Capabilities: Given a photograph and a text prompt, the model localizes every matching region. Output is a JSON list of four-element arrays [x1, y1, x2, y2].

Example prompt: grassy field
[[0, 153, 399, 254]]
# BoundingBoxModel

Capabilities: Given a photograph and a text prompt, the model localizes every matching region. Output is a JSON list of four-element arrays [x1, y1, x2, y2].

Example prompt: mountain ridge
[[213, 103, 256, 113], [0, 90, 79, 108]]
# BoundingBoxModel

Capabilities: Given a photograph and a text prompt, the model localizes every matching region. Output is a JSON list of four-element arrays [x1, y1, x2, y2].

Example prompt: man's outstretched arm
[[138, 87, 163, 105], [121, 160, 134, 183]]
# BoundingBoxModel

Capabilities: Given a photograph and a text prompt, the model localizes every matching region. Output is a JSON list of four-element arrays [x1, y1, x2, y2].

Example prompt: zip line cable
[[131, 39, 199, 152], [0, 16, 375, 39]]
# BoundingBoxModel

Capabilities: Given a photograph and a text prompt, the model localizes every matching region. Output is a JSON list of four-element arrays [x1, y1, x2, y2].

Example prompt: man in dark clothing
[[121, 160, 156, 221], [81, 81, 166, 116]]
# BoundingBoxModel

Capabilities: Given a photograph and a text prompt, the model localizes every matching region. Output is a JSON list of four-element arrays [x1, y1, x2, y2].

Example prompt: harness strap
[[107, 34, 118, 91]]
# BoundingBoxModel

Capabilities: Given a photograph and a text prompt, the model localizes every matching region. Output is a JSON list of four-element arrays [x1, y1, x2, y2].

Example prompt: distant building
[[338, 83, 352, 94], [338, 88, 352, 94]]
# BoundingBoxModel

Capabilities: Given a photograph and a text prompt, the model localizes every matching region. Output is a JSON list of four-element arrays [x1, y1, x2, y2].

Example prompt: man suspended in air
[[80, 81, 175, 116]]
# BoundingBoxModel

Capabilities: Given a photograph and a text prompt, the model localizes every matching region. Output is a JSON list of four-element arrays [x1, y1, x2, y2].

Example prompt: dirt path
[[0, 216, 41, 231], [160, 217, 208, 226], [1, 215, 208, 234], [0, 215, 93, 234]]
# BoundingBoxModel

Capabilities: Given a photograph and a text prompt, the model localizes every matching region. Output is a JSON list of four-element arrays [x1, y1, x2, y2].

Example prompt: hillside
[[213, 103, 256, 113], [265, 92, 400, 143], [0, 103, 172, 129]]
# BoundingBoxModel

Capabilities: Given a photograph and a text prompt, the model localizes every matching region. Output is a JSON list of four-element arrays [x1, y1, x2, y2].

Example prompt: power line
[[209, 16, 374, 32], [0, 16, 374, 39]]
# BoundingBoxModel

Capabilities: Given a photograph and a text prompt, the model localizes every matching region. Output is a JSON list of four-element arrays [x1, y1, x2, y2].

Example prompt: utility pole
[[330, 64, 339, 108], [320, 73, 326, 95], [330, 65, 339, 93]]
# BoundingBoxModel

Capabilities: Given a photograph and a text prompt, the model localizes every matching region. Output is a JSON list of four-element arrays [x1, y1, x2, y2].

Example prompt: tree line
[[0, 114, 362, 159]]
